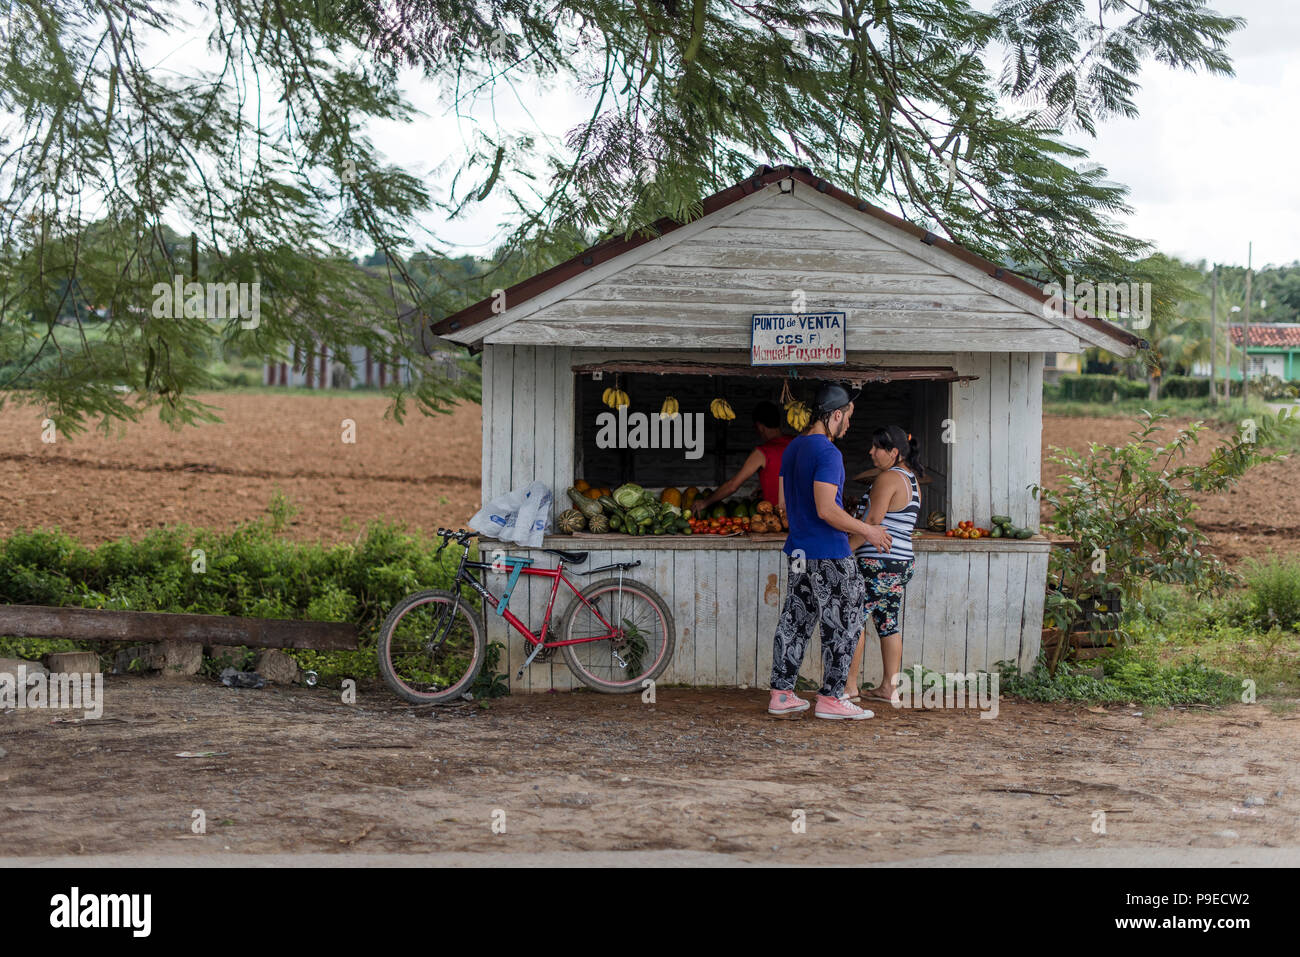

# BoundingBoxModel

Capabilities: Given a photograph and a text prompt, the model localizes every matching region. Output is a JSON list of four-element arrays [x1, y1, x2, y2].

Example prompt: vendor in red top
[[692, 401, 791, 515]]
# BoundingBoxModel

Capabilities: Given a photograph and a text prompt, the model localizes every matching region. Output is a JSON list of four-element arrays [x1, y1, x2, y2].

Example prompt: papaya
[[682, 486, 700, 510], [660, 487, 682, 507]]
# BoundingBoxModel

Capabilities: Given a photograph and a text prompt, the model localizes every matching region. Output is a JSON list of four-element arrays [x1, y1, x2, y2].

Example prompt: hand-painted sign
[[750, 312, 846, 365]]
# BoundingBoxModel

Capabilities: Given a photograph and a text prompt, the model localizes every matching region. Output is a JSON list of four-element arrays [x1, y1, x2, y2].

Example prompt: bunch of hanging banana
[[602, 386, 630, 408], [660, 395, 680, 419], [786, 401, 812, 431], [709, 398, 736, 420]]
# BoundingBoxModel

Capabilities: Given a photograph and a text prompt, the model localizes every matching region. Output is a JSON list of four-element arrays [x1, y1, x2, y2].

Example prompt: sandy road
[[2, 679, 1296, 863]]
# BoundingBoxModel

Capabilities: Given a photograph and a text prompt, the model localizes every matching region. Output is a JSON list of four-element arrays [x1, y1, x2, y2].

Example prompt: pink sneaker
[[815, 694, 874, 720], [768, 689, 810, 716]]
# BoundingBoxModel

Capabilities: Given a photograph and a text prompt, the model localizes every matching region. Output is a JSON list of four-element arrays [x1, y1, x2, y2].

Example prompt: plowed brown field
[[0, 394, 1295, 564]]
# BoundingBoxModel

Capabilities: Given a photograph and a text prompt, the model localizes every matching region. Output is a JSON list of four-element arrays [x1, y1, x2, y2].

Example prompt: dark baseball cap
[[812, 382, 861, 415]]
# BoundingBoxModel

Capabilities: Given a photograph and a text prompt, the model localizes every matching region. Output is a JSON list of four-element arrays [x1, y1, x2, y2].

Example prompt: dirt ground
[[0, 393, 483, 544], [1039, 413, 1300, 566], [1, 395, 1295, 564], [1, 678, 1296, 861]]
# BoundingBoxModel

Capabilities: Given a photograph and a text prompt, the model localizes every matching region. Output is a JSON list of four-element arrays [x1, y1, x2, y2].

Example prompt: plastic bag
[[469, 481, 552, 547]]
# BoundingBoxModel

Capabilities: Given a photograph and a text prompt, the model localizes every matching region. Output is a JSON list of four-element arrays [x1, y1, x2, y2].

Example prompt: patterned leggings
[[856, 557, 915, 638], [770, 557, 866, 698]]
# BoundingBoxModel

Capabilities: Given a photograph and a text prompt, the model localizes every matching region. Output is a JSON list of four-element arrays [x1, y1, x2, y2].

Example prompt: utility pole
[[1241, 242, 1252, 407], [1209, 265, 1219, 404]]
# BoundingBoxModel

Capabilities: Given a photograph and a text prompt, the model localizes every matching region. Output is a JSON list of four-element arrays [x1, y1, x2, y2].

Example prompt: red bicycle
[[377, 528, 676, 704]]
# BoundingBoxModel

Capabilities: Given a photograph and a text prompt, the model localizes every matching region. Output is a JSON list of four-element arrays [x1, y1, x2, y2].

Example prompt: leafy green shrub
[[1159, 375, 1209, 399], [1242, 557, 1300, 630], [999, 651, 1240, 706], [1034, 410, 1290, 669], [1057, 374, 1148, 402], [0, 496, 463, 680]]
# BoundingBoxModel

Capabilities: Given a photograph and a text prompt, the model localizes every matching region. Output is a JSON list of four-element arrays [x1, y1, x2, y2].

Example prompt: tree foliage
[[0, 0, 1246, 428]]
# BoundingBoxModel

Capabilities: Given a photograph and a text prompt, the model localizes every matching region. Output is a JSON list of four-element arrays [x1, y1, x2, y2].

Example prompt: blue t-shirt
[[779, 434, 851, 560]]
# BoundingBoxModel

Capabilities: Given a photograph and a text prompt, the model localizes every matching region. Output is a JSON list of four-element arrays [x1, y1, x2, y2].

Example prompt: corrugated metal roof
[[431, 165, 1145, 353]]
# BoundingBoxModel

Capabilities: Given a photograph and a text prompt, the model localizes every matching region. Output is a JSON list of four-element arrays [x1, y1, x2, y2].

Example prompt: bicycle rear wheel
[[377, 589, 485, 704], [559, 578, 675, 693]]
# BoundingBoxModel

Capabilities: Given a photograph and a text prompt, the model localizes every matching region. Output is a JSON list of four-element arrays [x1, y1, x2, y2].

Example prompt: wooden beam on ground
[[0, 605, 358, 650]]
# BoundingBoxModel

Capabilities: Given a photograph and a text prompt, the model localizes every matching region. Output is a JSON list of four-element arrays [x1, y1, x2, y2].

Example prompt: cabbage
[[613, 483, 646, 509]]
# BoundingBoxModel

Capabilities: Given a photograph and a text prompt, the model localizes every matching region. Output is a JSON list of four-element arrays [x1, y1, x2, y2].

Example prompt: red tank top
[[758, 435, 793, 506]]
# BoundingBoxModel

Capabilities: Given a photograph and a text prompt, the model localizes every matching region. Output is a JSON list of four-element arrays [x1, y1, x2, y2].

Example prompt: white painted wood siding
[[478, 188, 1086, 354], [478, 341, 1049, 692]]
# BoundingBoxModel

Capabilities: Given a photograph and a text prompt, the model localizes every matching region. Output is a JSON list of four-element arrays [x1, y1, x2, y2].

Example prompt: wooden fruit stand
[[433, 165, 1143, 691]]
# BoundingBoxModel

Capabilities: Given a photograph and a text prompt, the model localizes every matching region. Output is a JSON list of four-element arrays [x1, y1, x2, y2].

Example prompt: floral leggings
[[856, 557, 915, 638]]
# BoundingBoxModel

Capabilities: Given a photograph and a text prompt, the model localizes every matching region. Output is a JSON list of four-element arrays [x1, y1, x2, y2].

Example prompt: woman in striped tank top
[[844, 425, 923, 706]]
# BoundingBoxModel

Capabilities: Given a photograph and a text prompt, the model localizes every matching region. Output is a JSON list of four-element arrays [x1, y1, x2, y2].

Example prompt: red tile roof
[[1229, 324, 1300, 348], [431, 165, 1145, 353]]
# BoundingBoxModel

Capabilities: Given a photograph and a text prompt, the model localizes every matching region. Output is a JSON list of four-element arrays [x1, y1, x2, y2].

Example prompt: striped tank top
[[854, 466, 920, 564]]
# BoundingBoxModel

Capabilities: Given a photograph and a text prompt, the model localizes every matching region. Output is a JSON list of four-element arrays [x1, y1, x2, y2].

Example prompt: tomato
[[946, 530, 955, 537]]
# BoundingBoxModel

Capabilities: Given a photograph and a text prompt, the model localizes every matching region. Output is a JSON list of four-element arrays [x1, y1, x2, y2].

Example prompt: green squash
[[557, 508, 586, 534]]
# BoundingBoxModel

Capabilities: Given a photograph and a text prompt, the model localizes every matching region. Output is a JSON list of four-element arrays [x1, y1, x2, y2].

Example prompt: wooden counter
[[540, 530, 1049, 552]]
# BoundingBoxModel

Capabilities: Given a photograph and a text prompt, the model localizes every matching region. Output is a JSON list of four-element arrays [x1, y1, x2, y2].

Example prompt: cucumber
[[610, 514, 623, 531], [1016, 528, 1033, 539], [597, 495, 624, 516], [991, 526, 1003, 538], [991, 514, 1012, 527]]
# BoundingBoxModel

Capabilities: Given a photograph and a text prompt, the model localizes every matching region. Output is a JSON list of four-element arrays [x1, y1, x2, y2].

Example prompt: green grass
[[1000, 651, 1243, 707], [1002, 574, 1300, 706], [1126, 581, 1300, 700]]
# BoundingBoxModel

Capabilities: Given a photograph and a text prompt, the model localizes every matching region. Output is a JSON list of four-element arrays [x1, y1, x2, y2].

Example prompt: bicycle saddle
[[543, 548, 588, 564]]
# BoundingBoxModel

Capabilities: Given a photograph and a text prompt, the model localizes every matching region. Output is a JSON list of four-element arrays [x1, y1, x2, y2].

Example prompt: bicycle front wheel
[[377, 589, 485, 704], [559, 578, 675, 693]]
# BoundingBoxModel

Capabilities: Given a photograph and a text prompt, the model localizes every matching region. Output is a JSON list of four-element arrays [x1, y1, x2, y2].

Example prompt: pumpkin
[[557, 508, 586, 534], [587, 513, 610, 534], [660, 487, 682, 507], [585, 488, 603, 500], [574, 479, 590, 492]]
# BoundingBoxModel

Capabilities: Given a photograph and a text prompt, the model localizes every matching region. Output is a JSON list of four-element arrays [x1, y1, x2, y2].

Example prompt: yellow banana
[[603, 387, 614, 407], [615, 389, 630, 408], [660, 396, 679, 419]]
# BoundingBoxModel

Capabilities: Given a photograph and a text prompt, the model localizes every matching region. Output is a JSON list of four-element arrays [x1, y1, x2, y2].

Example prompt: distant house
[[1192, 324, 1300, 381], [1042, 351, 1081, 383]]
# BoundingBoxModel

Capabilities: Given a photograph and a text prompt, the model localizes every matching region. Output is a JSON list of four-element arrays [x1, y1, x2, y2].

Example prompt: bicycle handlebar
[[435, 528, 478, 555]]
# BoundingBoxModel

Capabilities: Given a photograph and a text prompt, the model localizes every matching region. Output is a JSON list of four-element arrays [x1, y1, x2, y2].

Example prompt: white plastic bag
[[468, 481, 552, 547], [509, 481, 553, 548]]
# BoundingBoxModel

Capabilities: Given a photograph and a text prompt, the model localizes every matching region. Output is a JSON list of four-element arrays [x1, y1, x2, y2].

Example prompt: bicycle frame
[[447, 546, 620, 649]]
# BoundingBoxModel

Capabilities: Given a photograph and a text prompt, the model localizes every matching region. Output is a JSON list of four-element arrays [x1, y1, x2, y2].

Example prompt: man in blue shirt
[[768, 384, 892, 720]]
